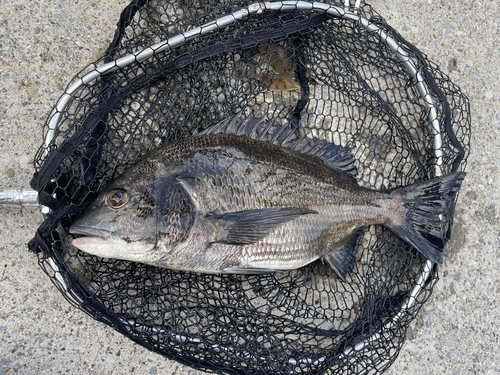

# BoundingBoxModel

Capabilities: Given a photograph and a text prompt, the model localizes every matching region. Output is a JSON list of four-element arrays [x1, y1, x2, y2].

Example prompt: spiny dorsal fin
[[198, 113, 357, 179]]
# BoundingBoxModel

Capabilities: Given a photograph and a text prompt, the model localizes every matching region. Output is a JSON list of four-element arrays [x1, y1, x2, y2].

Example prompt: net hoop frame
[[41, 0, 443, 365]]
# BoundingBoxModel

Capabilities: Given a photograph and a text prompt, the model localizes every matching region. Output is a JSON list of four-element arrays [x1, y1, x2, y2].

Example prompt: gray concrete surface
[[0, 0, 498, 374]]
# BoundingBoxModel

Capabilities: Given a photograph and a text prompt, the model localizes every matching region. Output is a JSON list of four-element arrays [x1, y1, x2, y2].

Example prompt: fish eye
[[107, 189, 129, 208]]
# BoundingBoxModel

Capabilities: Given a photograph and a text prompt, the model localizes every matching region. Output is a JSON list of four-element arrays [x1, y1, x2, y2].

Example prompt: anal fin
[[321, 228, 363, 282]]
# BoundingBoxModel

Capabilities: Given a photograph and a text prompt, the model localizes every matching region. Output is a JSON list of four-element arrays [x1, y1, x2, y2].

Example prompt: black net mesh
[[28, 1, 470, 374]]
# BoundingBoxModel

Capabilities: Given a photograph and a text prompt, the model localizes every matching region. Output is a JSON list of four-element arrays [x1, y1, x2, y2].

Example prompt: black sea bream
[[70, 115, 465, 280]]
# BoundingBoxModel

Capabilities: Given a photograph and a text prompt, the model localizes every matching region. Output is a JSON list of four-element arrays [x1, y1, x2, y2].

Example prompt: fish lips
[[69, 223, 156, 261], [70, 225, 114, 252], [69, 225, 113, 238]]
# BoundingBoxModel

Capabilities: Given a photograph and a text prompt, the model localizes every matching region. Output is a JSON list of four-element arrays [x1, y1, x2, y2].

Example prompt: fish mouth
[[69, 224, 155, 260], [69, 225, 113, 238]]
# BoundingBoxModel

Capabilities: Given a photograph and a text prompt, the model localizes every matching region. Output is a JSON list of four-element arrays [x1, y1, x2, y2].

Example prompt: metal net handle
[[29, 0, 440, 363]]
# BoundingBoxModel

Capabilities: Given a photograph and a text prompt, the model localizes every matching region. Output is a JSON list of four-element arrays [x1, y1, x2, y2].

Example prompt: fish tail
[[389, 172, 466, 264]]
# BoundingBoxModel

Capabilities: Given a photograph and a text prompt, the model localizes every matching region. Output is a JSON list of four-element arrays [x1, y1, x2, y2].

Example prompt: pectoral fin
[[207, 207, 317, 245], [321, 229, 363, 282]]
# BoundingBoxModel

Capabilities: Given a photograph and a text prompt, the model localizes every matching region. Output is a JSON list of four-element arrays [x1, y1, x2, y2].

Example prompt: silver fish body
[[70, 115, 465, 280]]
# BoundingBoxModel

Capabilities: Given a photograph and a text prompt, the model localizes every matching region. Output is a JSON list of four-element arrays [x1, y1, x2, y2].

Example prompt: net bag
[[28, 1, 470, 374]]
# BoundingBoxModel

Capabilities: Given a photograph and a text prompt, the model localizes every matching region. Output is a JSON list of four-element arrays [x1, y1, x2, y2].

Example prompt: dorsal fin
[[198, 113, 357, 179]]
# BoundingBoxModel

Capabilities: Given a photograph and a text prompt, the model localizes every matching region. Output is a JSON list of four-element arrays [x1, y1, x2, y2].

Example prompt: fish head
[[70, 173, 195, 265]]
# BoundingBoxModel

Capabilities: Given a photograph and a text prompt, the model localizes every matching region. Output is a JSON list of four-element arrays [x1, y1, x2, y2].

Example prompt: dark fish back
[[151, 114, 359, 189]]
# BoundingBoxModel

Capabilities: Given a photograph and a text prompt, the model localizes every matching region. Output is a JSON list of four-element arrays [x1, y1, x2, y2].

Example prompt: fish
[[251, 43, 301, 91], [70, 114, 465, 281]]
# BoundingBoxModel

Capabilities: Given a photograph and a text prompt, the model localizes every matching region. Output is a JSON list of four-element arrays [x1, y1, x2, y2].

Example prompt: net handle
[[40, 0, 442, 365], [344, 0, 362, 11]]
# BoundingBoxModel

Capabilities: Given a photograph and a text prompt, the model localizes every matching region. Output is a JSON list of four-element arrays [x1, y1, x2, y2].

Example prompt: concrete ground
[[0, 0, 498, 374]]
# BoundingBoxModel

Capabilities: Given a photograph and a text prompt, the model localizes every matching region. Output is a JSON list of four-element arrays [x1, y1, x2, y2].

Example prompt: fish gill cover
[[28, 0, 470, 374]]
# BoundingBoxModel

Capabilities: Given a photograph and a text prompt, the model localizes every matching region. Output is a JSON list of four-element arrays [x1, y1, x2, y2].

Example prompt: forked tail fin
[[389, 172, 466, 264]]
